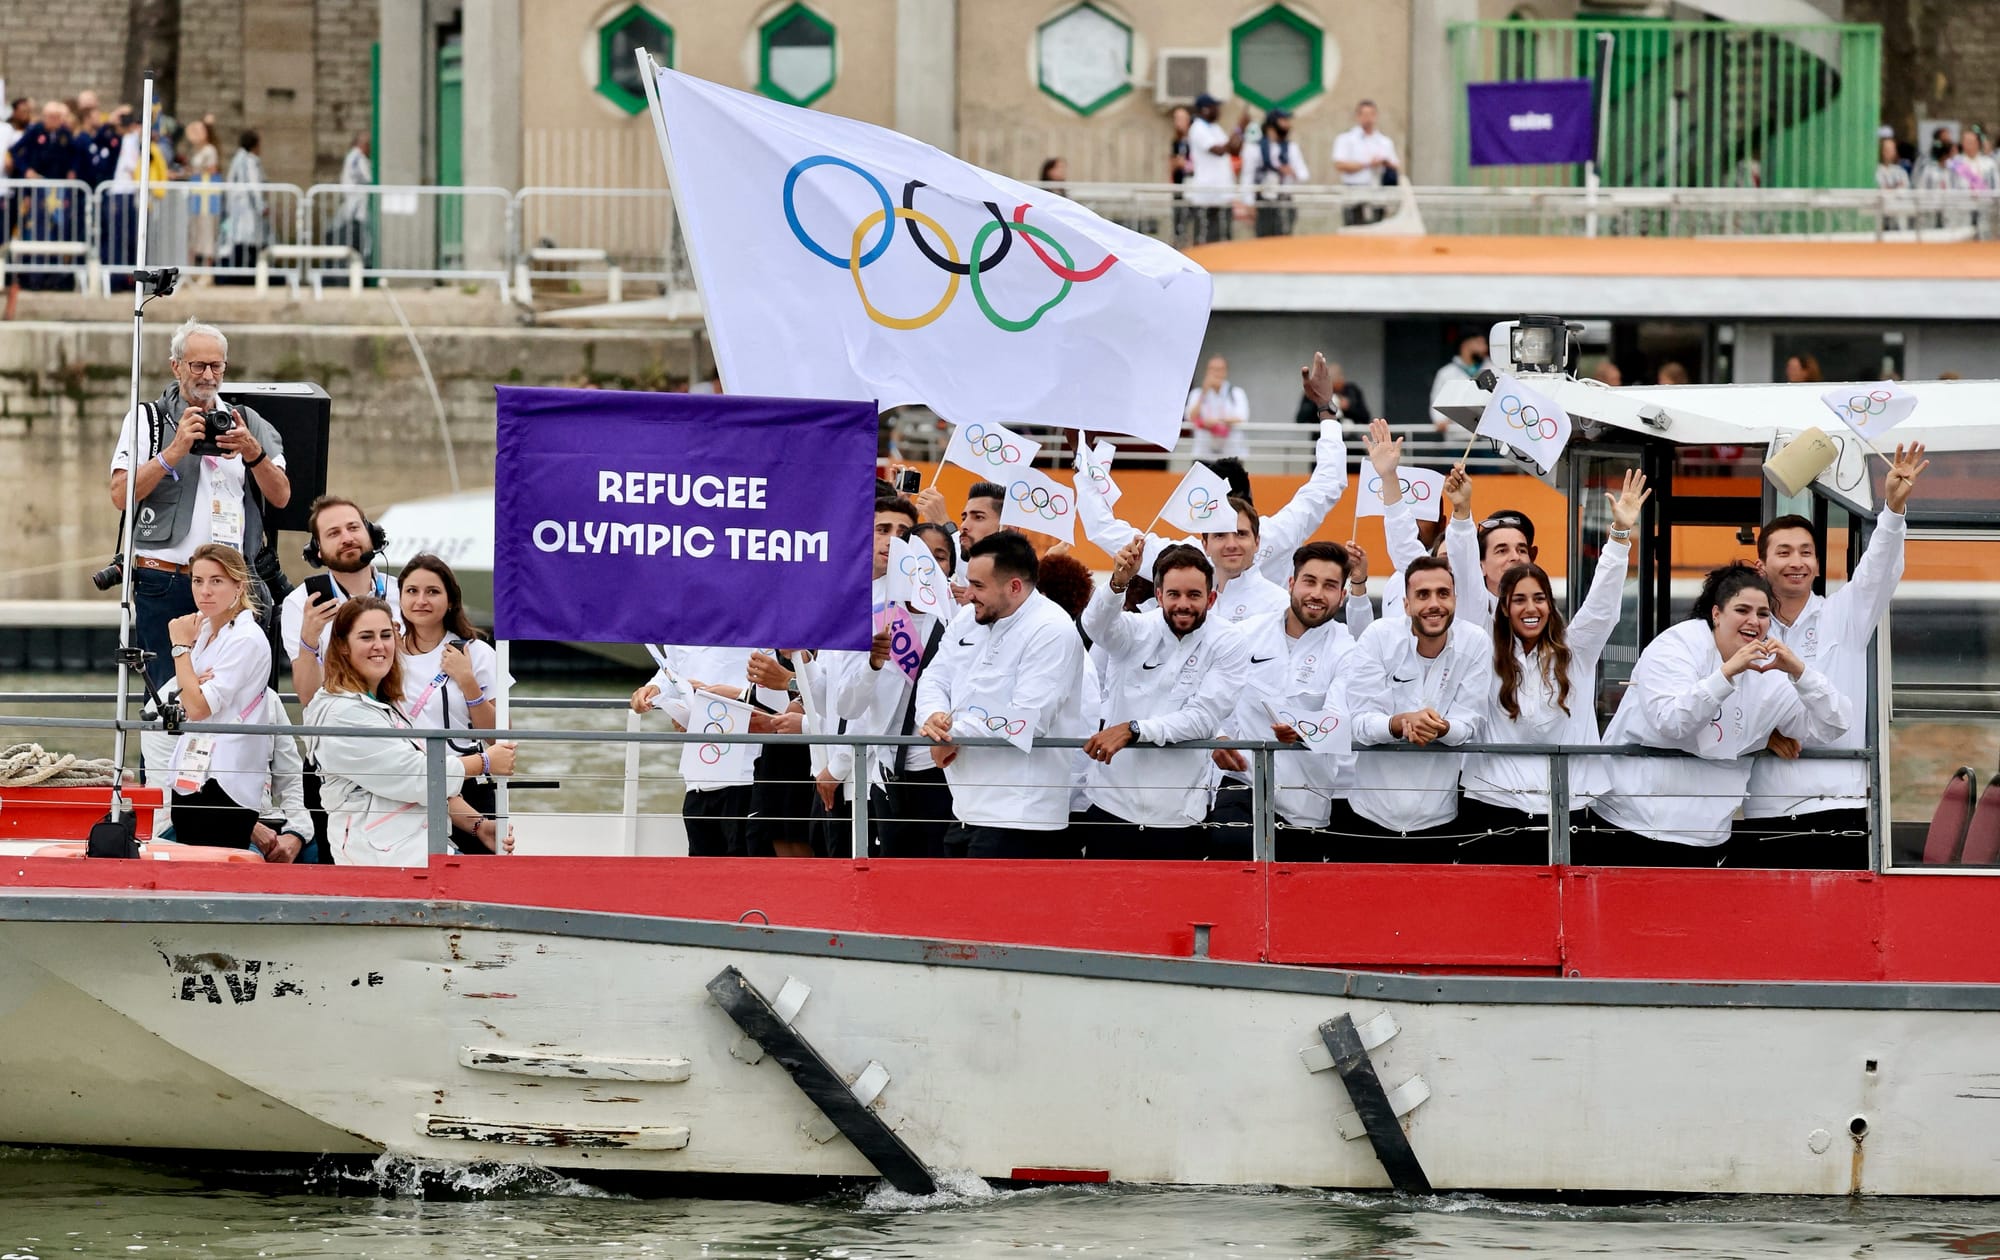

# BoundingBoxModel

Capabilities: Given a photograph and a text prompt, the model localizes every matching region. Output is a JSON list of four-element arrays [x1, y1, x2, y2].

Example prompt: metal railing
[[9, 181, 2000, 303], [0, 692, 1885, 871]]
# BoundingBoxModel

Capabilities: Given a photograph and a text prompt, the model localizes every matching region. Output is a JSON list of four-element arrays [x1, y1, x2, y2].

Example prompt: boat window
[[1871, 450, 2000, 527], [1886, 529, 2000, 869]]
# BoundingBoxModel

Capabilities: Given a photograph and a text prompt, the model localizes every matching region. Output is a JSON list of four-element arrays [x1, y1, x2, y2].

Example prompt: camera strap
[[109, 401, 167, 553]]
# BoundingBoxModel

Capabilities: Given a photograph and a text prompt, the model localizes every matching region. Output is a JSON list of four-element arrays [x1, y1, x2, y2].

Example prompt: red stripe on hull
[[3, 857, 1995, 985]]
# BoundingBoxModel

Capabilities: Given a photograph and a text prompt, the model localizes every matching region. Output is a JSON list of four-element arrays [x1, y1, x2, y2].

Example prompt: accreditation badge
[[173, 735, 216, 795], [210, 496, 245, 549]]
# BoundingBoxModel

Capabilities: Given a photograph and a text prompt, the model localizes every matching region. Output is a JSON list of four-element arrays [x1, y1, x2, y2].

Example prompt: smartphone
[[896, 469, 922, 494]]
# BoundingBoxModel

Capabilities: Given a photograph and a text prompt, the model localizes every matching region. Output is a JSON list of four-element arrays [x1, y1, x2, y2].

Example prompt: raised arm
[[1829, 444, 1923, 639], [1568, 471, 1650, 661], [1254, 353, 1351, 571], [1082, 539, 1146, 657]]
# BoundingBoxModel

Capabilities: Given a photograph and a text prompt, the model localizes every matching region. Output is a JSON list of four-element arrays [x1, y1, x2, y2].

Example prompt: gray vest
[[131, 384, 285, 554]]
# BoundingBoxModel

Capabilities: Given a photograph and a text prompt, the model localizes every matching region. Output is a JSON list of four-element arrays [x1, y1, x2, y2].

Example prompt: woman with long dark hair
[[396, 554, 510, 853], [1458, 471, 1649, 863], [1577, 563, 1851, 866]]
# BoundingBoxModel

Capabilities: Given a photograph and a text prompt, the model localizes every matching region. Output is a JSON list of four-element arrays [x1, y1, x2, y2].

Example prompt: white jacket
[[833, 578, 940, 789], [1075, 421, 1351, 586], [1376, 495, 1433, 623], [1082, 586, 1250, 827], [1345, 617, 1490, 832], [913, 594, 1086, 831], [304, 688, 463, 866], [1444, 514, 1499, 629], [1463, 538, 1630, 814], [1227, 609, 1358, 827], [1587, 619, 1853, 847], [1744, 508, 1904, 818]]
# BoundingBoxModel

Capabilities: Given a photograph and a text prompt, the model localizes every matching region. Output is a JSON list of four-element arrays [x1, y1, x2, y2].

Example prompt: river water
[[3, 1149, 2000, 1258]]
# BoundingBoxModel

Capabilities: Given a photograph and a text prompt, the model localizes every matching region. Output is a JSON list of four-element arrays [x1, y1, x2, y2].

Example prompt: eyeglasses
[[181, 360, 227, 376]]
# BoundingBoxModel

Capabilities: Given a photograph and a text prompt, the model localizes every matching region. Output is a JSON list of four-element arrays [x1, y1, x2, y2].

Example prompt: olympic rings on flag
[[963, 423, 1023, 466], [1010, 480, 1071, 520], [1185, 487, 1221, 521], [696, 697, 733, 764], [1277, 710, 1338, 744], [899, 555, 941, 607], [1844, 389, 1894, 416], [783, 155, 1118, 334], [966, 705, 1028, 737], [1499, 394, 1560, 441]]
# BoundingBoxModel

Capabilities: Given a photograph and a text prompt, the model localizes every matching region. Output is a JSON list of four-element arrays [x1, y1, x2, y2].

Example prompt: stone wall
[[0, 0, 131, 108], [315, 0, 376, 178], [1843, 0, 2000, 141], [178, 0, 248, 144]]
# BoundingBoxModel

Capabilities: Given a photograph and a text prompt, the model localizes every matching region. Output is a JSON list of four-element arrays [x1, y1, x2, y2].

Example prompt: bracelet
[[1109, 582, 1128, 594], [480, 749, 491, 777], [1349, 580, 1368, 590], [1609, 528, 1631, 541], [243, 451, 266, 469], [462, 691, 487, 706], [298, 639, 320, 659], [156, 453, 178, 480]]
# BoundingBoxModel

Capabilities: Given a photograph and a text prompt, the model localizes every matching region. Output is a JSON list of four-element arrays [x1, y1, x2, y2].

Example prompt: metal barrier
[[93, 181, 305, 293], [512, 186, 685, 302], [0, 177, 96, 291], [0, 693, 1877, 869], [301, 183, 513, 299]]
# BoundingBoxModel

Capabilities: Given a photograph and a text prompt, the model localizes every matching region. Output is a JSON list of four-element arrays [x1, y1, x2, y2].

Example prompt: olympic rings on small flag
[[966, 705, 1028, 737], [963, 423, 1023, 466], [899, 555, 941, 606], [1185, 487, 1221, 521], [1843, 389, 1894, 417], [783, 155, 1118, 334], [1277, 709, 1339, 744], [697, 698, 732, 764], [1010, 479, 1071, 520], [1499, 394, 1560, 441]]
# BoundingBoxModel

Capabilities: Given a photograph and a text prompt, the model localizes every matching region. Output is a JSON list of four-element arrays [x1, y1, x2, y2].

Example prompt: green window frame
[[1230, 5, 1324, 113], [757, 3, 838, 107], [1036, 2, 1134, 117], [596, 4, 674, 116]]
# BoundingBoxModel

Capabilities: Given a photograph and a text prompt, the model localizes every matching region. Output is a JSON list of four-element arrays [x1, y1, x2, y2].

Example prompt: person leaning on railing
[[304, 596, 517, 865]]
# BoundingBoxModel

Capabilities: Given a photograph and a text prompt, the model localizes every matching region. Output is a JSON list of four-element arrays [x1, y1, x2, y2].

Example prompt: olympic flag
[[1820, 380, 1917, 445], [997, 465, 1078, 543], [1475, 372, 1572, 474], [1156, 462, 1236, 536], [648, 67, 1211, 451], [941, 418, 1043, 479], [886, 534, 954, 617], [1353, 466, 1446, 522]]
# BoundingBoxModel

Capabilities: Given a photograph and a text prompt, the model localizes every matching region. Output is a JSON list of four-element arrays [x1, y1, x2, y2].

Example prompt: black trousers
[[1077, 805, 1203, 860], [808, 788, 852, 859], [1571, 809, 1728, 868], [1312, 799, 1466, 863], [171, 779, 258, 849], [879, 766, 954, 858], [1727, 808, 1870, 870], [746, 742, 814, 855], [683, 783, 753, 857], [1450, 796, 1564, 865], [944, 822, 1062, 859]]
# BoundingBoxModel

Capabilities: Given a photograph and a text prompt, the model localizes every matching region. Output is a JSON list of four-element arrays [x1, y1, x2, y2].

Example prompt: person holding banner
[[306, 597, 520, 865], [1577, 565, 1853, 866], [1457, 471, 1649, 864], [1212, 540, 1361, 859], [1339, 556, 1491, 858], [1080, 541, 1250, 859], [916, 532, 1086, 858], [1735, 443, 1927, 868]]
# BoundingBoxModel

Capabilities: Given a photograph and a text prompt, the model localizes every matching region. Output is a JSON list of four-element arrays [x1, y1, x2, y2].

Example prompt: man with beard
[[915, 531, 1086, 858], [282, 496, 398, 705], [1339, 556, 1490, 860], [1079, 541, 1249, 860], [108, 319, 290, 687], [1208, 540, 1359, 860]]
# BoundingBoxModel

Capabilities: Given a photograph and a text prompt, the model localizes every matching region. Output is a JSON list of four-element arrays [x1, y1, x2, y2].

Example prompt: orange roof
[[1184, 234, 2000, 280]]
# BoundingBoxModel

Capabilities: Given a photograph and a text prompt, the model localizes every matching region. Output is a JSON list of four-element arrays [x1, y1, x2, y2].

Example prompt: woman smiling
[[396, 554, 510, 853], [304, 597, 517, 865], [165, 543, 273, 849]]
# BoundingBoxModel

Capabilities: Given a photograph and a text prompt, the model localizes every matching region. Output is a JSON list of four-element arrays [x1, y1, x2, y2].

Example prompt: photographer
[[107, 318, 290, 687]]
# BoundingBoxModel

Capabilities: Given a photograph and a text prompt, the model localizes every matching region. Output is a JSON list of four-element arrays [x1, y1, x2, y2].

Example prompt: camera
[[90, 554, 124, 592], [896, 469, 922, 494], [190, 408, 236, 456]]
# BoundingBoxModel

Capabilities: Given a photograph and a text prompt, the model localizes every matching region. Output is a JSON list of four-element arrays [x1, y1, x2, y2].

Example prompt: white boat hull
[[1, 892, 1995, 1195]]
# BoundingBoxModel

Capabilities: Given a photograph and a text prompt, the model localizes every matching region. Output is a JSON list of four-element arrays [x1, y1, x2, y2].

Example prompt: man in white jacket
[[1441, 466, 1537, 630], [916, 531, 1086, 858], [1340, 556, 1490, 859], [1737, 442, 1927, 868], [1080, 541, 1249, 859]]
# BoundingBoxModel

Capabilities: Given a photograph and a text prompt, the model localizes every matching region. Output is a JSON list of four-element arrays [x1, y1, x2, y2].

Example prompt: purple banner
[[492, 386, 877, 650], [1466, 79, 1596, 167]]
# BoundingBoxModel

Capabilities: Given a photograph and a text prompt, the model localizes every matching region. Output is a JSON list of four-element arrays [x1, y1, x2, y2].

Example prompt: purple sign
[[1467, 79, 1596, 167], [492, 386, 877, 650]]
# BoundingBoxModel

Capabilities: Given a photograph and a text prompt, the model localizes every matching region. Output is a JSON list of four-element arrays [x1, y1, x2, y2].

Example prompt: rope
[[0, 743, 118, 788]]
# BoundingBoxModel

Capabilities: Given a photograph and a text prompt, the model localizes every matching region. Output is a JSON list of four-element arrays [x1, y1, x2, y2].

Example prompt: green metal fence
[[1449, 19, 1881, 192]]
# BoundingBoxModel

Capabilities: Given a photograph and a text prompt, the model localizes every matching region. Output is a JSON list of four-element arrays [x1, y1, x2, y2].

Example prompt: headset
[[301, 512, 389, 569]]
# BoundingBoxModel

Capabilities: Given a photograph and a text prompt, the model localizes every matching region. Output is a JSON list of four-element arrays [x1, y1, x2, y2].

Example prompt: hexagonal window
[[759, 4, 838, 107], [1231, 6, 1323, 113], [596, 4, 674, 116], [1037, 3, 1133, 117]]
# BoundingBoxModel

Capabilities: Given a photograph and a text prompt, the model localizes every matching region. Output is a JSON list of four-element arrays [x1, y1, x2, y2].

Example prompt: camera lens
[[90, 561, 123, 591]]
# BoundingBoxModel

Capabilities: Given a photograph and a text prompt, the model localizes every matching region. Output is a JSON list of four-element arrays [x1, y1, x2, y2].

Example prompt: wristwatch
[[1316, 405, 1340, 421]]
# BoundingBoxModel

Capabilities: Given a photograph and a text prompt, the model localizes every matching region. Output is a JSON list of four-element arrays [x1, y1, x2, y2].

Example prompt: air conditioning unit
[[1155, 49, 1224, 107]]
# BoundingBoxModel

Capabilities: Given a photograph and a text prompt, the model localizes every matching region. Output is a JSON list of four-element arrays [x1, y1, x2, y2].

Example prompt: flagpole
[[1457, 429, 1479, 467], [637, 51, 726, 390]]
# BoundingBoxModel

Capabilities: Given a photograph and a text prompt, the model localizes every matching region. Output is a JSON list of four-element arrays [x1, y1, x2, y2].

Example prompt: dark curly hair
[[1036, 551, 1094, 622], [1691, 562, 1775, 628]]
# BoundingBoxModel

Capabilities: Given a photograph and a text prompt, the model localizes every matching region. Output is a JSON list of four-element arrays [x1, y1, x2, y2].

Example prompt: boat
[[2, 354, 1996, 1198]]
